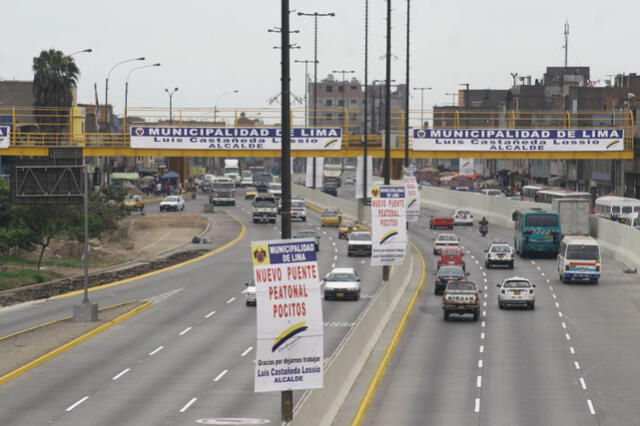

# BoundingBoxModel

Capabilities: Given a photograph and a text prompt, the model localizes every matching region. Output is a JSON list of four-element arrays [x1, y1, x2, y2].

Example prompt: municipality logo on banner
[[251, 238, 324, 393], [130, 126, 342, 151], [403, 175, 420, 222], [412, 128, 625, 152], [0, 126, 10, 149], [371, 186, 407, 266]]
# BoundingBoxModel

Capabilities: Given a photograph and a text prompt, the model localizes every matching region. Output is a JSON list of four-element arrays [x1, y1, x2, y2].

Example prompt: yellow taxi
[[122, 195, 144, 212], [320, 209, 342, 227], [245, 186, 258, 200], [338, 219, 356, 239]]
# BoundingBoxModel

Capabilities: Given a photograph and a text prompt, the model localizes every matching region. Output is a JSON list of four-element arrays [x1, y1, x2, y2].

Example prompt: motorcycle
[[479, 223, 488, 237]]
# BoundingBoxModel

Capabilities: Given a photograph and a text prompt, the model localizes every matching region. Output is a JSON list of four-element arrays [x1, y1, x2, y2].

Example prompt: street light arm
[[69, 48, 93, 57], [214, 90, 239, 108], [126, 63, 161, 83], [107, 56, 146, 80]]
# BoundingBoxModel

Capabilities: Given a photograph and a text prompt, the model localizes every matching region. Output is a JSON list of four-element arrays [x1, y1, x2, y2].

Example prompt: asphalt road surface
[[0, 194, 386, 425]]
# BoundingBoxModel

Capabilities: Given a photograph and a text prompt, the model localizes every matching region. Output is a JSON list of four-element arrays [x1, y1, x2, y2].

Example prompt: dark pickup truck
[[442, 280, 481, 321]]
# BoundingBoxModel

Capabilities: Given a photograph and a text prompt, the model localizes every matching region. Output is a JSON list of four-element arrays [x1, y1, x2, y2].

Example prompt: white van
[[480, 188, 504, 197], [594, 196, 640, 222], [557, 236, 601, 284]]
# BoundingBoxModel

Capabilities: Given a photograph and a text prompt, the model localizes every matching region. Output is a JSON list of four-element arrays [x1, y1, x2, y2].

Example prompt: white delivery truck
[[224, 159, 241, 184], [551, 198, 591, 237]]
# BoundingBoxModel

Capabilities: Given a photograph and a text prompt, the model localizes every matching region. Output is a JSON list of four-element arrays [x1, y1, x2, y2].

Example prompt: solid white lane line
[[227, 297, 236, 304], [558, 311, 564, 318], [179, 397, 197, 413], [562, 322, 567, 329], [580, 377, 587, 390], [112, 368, 131, 380], [149, 346, 164, 356], [480, 332, 485, 339], [575, 361, 581, 370], [479, 345, 484, 353], [214, 369, 228, 382], [570, 346, 575, 354], [478, 359, 483, 368], [179, 326, 192, 336], [476, 375, 482, 388], [241, 346, 253, 357], [66, 396, 89, 412], [587, 399, 596, 415], [205, 310, 216, 319], [474, 398, 481, 413], [566, 333, 571, 340]]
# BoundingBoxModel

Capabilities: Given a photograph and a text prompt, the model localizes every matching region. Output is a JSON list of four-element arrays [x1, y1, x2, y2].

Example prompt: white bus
[[558, 236, 601, 284], [521, 185, 546, 201], [534, 189, 591, 204], [594, 196, 640, 222]]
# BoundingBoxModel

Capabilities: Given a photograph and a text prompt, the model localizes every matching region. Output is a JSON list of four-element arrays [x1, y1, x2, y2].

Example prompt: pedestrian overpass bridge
[[0, 107, 634, 160]]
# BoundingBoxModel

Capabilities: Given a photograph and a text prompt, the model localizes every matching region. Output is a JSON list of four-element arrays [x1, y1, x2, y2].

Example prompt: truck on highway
[[209, 176, 236, 206], [552, 198, 591, 236], [442, 280, 480, 321], [223, 159, 241, 184], [253, 172, 273, 193], [253, 193, 277, 224]]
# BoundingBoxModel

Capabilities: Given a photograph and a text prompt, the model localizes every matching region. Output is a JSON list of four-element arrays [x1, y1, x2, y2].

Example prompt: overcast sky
[[1, 0, 637, 115]]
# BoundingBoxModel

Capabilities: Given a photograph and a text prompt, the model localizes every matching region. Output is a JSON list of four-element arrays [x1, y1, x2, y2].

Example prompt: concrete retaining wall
[[290, 247, 417, 426], [420, 186, 640, 270]]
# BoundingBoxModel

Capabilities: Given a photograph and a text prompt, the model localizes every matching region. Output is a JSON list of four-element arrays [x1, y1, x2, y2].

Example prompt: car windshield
[[165, 196, 179, 201], [326, 272, 356, 282], [438, 266, 464, 275], [491, 245, 511, 253], [269, 183, 281, 190], [341, 221, 355, 227], [246, 187, 256, 192], [213, 183, 234, 190], [442, 249, 459, 256], [292, 201, 305, 208], [503, 281, 531, 289], [457, 210, 470, 215], [566, 244, 600, 260], [525, 213, 558, 227], [322, 211, 338, 217], [350, 233, 371, 241], [438, 235, 457, 241], [447, 282, 476, 291]]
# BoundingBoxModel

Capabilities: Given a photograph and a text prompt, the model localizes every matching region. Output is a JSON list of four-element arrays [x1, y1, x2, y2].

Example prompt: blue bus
[[512, 209, 561, 257]]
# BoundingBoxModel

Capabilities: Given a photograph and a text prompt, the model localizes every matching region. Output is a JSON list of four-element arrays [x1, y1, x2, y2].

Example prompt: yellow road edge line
[[351, 241, 427, 426], [52, 210, 247, 299], [0, 300, 142, 342], [0, 300, 152, 387]]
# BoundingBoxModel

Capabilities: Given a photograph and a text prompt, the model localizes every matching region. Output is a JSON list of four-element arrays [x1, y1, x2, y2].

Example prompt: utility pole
[[413, 87, 431, 128], [164, 87, 178, 125], [460, 83, 470, 127], [295, 59, 317, 125], [563, 20, 569, 68], [298, 11, 335, 189], [332, 69, 355, 129], [403, 0, 411, 169], [280, 0, 293, 422], [383, 0, 392, 282], [362, 0, 370, 212]]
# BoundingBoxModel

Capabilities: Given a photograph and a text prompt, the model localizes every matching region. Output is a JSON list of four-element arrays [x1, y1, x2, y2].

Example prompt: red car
[[437, 247, 466, 271], [429, 216, 454, 229]]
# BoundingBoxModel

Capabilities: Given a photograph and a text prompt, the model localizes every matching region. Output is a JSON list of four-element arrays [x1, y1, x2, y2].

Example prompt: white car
[[291, 198, 307, 221], [322, 267, 360, 301], [245, 279, 256, 306], [268, 182, 282, 199], [159, 195, 185, 212], [347, 231, 372, 257], [497, 277, 535, 310], [453, 209, 474, 226], [433, 233, 460, 255], [240, 176, 253, 187], [485, 243, 514, 269]]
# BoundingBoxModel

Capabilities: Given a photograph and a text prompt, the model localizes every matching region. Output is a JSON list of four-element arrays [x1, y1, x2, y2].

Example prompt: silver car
[[497, 277, 535, 310], [433, 233, 460, 255], [245, 279, 256, 306], [322, 267, 360, 301]]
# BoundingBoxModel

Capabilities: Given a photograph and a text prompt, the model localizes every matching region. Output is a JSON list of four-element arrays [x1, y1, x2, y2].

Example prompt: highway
[[359, 201, 640, 426], [0, 193, 385, 425]]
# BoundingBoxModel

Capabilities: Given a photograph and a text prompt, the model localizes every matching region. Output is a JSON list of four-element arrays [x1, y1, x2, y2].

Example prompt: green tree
[[14, 205, 70, 270], [65, 191, 127, 247], [32, 49, 80, 132]]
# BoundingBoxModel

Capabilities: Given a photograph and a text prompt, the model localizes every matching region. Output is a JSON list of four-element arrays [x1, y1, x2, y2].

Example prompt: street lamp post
[[383, 0, 392, 282], [124, 63, 161, 125], [445, 92, 458, 106], [403, 0, 411, 169], [362, 0, 370, 214], [104, 57, 145, 130], [332, 69, 355, 128], [165, 87, 179, 125], [213, 90, 239, 125], [413, 87, 432, 127], [295, 60, 317, 126], [298, 11, 335, 189], [68, 48, 93, 57], [460, 83, 470, 126]]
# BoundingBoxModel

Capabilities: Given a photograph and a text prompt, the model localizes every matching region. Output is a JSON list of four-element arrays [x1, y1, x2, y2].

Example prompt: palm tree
[[32, 49, 80, 134]]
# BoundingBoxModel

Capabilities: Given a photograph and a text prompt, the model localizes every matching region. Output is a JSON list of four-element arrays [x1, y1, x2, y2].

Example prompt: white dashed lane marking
[[112, 368, 130, 380], [575, 361, 581, 370], [149, 346, 164, 356], [179, 326, 192, 336], [214, 369, 228, 382], [587, 399, 596, 415], [580, 377, 587, 390], [227, 297, 236, 304], [205, 310, 216, 319], [66, 396, 89, 412], [241, 346, 253, 357], [474, 398, 480, 413], [179, 397, 197, 413]]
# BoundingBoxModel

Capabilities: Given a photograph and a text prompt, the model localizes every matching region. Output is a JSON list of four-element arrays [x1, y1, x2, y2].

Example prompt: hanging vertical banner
[[403, 175, 420, 222], [371, 185, 407, 266], [252, 238, 324, 393], [305, 158, 324, 188], [459, 158, 475, 175], [355, 155, 373, 199]]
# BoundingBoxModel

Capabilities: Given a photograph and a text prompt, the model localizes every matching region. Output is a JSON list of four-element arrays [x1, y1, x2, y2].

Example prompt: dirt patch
[[0, 301, 145, 379]]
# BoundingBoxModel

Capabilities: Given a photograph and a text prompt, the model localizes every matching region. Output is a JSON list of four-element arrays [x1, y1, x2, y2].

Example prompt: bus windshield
[[566, 245, 600, 260], [525, 214, 558, 227]]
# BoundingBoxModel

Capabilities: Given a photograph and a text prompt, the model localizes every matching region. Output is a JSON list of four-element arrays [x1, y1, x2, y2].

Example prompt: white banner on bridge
[[130, 126, 342, 150], [0, 126, 9, 149], [305, 158, 324, 188], [371, 186, 407, 266], [403, 175, 420, 222], [412, 128, 625, 152], [355, 155, 373, 199], [251, 238, 323, 393]]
